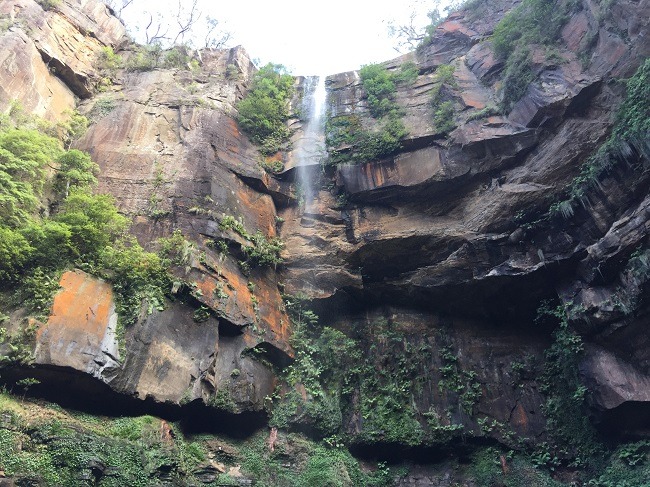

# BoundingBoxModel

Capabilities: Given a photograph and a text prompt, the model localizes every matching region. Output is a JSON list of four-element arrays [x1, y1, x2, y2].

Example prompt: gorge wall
[[0, 0, 649, 485]]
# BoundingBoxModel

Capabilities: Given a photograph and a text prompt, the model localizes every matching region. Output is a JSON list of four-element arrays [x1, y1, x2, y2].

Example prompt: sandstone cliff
[[0, 0, 649, 484]]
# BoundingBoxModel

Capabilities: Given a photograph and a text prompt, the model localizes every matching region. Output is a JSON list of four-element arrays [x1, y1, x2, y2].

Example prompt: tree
[[0, 128, 61, 225], [204, 15, 231, 49], [105, 0, 135, 20], [55, 149, 99, 197], [236, 64, 294, 154], [0, 226, 33, 282], [55, 189, 128, 260], [386, 0, 444, 52], [113, 0, 232, 50], [20, 220, 73, 268]]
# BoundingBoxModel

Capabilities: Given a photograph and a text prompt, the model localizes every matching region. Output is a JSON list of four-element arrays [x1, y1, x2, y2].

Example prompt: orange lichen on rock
[[35, 270, 119, 373]]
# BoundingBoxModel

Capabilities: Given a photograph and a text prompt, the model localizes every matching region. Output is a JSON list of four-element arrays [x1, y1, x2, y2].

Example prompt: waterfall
[[294, 75, 327, 211]]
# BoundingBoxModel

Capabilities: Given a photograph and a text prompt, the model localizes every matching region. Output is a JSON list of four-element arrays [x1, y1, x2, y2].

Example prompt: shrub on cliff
[[491, 0, 576, 111], [0, 121, 168, 331], [326, 63, 415, 165], [236, 63, 294, 155], [0, 128, 61, 226]]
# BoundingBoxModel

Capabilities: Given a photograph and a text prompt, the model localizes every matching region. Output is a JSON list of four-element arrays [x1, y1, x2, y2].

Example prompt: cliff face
[[0, 0, 649, 484], [281, 0, 650, 446]]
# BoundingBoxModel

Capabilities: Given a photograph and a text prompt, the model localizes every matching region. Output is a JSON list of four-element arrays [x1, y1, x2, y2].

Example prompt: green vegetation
[[358, 62, 417, 118], [469, 447, 562, 486], [239, 429, 402, 487], [466, 104, 501, 122], [0, 323, 37, 368], [219, 214, 284, 269], [0, 107, 171, 359], [0, 391, 407, 486], [237, 63, 294, 155], [269, 298, 487, 448], [433, 100, 456, 134], [89, 97, 117, 121], [549, 59, 650, 220], [325, 62, 417, 165], [98, 46, 123, 72], [536, 302, 601, 468], [326, 114, 408, 165], [125, 44, 196, 72], [429, 64, 459, 135], [0, 393, 208, 486], [491, 0, 575, 111]]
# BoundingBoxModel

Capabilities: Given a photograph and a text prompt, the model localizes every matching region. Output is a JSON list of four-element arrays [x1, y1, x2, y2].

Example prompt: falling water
[[294, 75, 327, 210]]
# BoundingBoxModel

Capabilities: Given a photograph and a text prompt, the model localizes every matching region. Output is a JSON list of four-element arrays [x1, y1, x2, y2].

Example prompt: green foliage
[[157, 229, 195, 268], [433, 101, 456, 134], [549, 59, 650, 220], [237, 63, 294, 155], [0, 393, 219, 485], [415, 7, 445, 49], [469, 447, 562, 487], [21, 267, 62, 317], [109, 415, 160, 442], [0, 128, 61, 226], [89, 97, 117, 121], [0, 226, 33, 282], [0, 14, 12, 34], [272, 304, 444, 447], [98, 46, 123, 71], [208, 389, 237, 412], [491, 0, 574, 111], [270, 297, 358, 436], [238, 431, 403, 487], [0, 120, 170, 360], [587, 441, 650, 486], [359, 64, 398, 118], [612, 58, 650, 140], [98, 237, 169, 327], [0, 323, 37, 367], [359, 62, 418, 118], [259, 156, 285, 173], [466, 104, 501, 122], [20, 220, 72, 269], [492, 0, 570, 60], [326, 114, 408, 165], [162, 45, 192, 69], [126, 44, 162, 71], [326, 62, 414, 165], [54, 149, 98, 196], [219, 214, 284, 268], [54, 109, 89, 149], [423, 409, 464, 444], [55, 189, 128, 259], [499, 47, 535, 112], [537, 302, 601, 466], [429, 64, 458, 134]]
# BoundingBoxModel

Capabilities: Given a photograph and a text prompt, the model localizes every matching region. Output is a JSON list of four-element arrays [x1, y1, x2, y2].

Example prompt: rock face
[[33, 270, 275, 412], [279, 0, 650, 446], [35, 270, 121, 379], [0, 0, 125, 118], [0, 0, 650, 474]]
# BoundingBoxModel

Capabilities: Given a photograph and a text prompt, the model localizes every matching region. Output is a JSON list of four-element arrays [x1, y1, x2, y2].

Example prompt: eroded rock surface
[[0, 0, 649, 466]]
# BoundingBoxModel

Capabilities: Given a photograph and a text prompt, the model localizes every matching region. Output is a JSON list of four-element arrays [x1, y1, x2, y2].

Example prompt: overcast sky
[[118, 0, 450, 75]]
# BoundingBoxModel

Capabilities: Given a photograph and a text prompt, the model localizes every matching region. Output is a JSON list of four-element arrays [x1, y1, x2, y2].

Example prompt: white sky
[[118, 0, 449, 76]]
